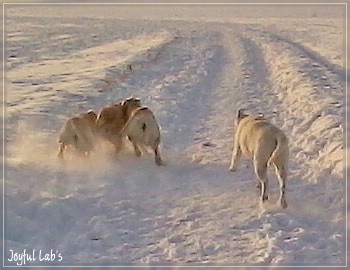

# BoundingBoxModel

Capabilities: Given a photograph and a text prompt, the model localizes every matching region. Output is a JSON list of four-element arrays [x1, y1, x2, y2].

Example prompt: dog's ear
[[237, 109, 246, 120], [235, 109, 248, 126], [87, 109, 96, 115], [121, 97, 132, 106], [87, 110, 97, 119], [134, 98, 141, 106], [121, 97, 141, 106]]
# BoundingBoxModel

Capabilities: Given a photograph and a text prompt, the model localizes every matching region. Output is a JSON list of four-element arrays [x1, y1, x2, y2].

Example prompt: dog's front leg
[[154, 145, 164, 166], [113, 137, 123, 155], [229, 144, 241, 172], [57, 142, 65, 160]]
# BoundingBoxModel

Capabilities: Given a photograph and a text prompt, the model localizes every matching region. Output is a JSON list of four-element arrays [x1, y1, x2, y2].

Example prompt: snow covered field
[[4, 4, 346, 267]]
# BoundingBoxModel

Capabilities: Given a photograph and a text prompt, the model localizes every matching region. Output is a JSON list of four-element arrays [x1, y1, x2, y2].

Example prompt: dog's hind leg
[[74, 134, 89, 158], [139, 144, 149, 155], [154, 145, 163, 166], [150, 137, 163, 166], [254, 159, 269, 203], [274, 162, 288, 209], [127, 136, 142, 157], [112, 136, 123, 155], [58, 142, 65, 160], [132, 142, 142, 157]]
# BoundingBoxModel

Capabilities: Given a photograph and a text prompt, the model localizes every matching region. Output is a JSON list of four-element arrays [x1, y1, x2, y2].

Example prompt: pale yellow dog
[[58, 110, 97, 160], [229, 109, 289, 209], [120, 106, 163, 166]]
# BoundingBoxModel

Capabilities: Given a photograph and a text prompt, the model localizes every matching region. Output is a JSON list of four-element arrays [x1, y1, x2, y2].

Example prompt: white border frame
[[2, 2, 348, 268]]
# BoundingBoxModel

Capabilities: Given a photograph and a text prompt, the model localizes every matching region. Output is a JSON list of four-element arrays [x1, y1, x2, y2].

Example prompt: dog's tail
[[267, 133, 288, 167], [119, 108, 141, 138], [120, 117, 131, 138]]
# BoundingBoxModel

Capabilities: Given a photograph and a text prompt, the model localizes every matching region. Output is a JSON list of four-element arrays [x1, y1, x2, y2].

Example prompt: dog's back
[[236, 115, 288, 165], [96, 103, 125, 140], [96, 98, 142, 139], [122, 107, 160, 147]]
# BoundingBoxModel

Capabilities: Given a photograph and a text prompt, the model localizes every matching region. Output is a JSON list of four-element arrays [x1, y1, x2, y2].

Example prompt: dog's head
[[121, 97, 142, 119], [81, 110, 97, 128], [235, 108, 248, 126], [121, 96, 141, 106], [235, 109, 266, 126], [79, 110, 97, 133]]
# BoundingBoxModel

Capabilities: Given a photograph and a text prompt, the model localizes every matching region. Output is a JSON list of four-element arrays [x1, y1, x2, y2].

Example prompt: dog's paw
[[57, 154, 65, 163], [280, 198, 288, 209], [158, 161, 166, 166], [229, 166, 237, 172], [155, 158, 165, 166], [262, 194, 269, 201]]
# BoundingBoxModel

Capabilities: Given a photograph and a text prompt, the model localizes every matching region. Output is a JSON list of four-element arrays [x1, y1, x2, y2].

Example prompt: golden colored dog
[[95, 97, 141, 154]]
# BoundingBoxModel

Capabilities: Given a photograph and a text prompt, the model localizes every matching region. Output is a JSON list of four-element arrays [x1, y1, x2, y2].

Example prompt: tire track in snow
[[104, 29, 228, 160], [80, 26, 287, 265], [268, 32, 347, 84], [250, 28, 343, 179], [238, 36, 283, 122], [269, 32, 344, 110], [225, 34, 287, 264], [185, 25, 345, 265], [134, 25, 325, 265], [57, 28, 257, 265], [242, 28, 345, 265], [124, 26, 287, 265], [133, 26, 279, 264]]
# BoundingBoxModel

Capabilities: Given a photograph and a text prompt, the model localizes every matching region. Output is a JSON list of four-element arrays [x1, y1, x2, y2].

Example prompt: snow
[[4, 4, 346, 267]]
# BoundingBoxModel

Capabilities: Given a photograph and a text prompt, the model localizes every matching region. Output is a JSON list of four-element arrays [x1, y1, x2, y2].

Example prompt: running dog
[[120, 106, 163, 166], [95, 97, 141, 154], [229, 109, 289, 209], [58, 110, 97, 160]]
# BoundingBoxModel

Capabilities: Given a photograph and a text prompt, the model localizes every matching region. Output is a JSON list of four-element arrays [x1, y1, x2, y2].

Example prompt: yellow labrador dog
[[229, 109, 289, 209], [58, 110, 97, 160], [120, 106, 163, 166], [95, 97, 141, 154]]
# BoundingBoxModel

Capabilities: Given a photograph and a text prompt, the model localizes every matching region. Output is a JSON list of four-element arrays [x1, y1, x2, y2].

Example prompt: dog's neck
[[123, 104, 140, 122]]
